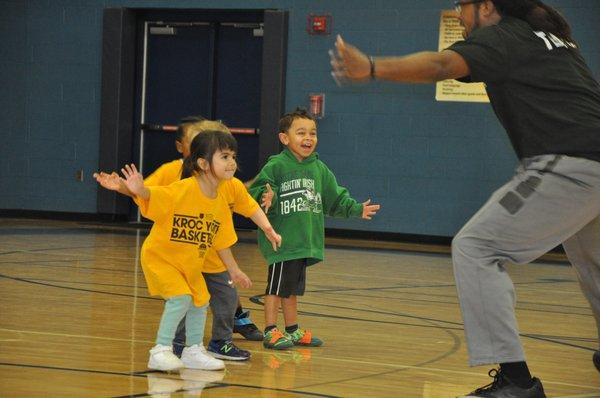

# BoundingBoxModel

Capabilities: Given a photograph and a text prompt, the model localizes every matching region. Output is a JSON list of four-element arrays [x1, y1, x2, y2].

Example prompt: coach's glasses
[[454, 0, 485, 13]]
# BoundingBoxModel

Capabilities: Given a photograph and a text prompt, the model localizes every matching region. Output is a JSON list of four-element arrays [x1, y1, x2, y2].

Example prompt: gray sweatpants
[[452, 155, 600, 366], [203, 271, 239, 342], [174, 270, 238, 346]]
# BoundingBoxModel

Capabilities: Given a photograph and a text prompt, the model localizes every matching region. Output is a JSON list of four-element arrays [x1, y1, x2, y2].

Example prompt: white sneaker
[[148, 344, 185, 372], [181, 344, 225, 370]]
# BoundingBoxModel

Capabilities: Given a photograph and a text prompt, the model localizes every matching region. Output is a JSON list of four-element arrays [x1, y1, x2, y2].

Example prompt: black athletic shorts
[[265, 258, 308, 298]]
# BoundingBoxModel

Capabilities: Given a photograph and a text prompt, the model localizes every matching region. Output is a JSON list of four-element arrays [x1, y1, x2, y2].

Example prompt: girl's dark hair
[[181, 130, 237, 179], [491, 0, 575, 45], [278, 107, 315, 134]]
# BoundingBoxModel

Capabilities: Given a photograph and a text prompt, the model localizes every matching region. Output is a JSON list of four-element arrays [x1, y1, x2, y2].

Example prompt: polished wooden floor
[[0, 218, 598, 397]]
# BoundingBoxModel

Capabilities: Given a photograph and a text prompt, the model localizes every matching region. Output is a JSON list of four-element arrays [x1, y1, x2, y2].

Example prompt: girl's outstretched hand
[[263, 226, 282, 251], [361, 199, 380, 220], [120, 164, 145, 196], [229, 268, 252, 289], [261, 183, 274, 214], [93, 171, 122, 191]]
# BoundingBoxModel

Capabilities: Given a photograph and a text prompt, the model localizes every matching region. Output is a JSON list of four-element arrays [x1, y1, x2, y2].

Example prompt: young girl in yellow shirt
[[95, 118, 269, 361], [120, 130, 281, 371]]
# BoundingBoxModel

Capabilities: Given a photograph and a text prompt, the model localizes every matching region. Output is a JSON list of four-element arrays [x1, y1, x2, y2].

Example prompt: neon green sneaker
[[285, 328, 323, 347], [263, 328, 294, 350]]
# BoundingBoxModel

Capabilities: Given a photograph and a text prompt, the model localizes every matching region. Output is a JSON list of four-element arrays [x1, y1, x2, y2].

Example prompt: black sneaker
[[233, 310, 264, 341], [207, 340, 251, 361], [460, 369, 546, 398], [594, 350, 600, 372]]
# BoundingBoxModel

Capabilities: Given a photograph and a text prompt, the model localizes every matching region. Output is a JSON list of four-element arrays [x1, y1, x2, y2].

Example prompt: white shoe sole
[[208, 350, 251, 361], [182, 361, 225, 370], [147, 360, 184, 372]]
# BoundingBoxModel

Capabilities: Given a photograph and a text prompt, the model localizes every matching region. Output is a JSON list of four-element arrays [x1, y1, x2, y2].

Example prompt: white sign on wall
[[435, 10, 489, 103]]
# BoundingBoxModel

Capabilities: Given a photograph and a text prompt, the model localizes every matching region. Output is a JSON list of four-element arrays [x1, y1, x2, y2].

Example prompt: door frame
[[97, 8, 288, 216]]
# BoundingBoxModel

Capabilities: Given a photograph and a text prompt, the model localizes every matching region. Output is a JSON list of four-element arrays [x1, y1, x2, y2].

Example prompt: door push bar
[[141, 123, 259, 135]]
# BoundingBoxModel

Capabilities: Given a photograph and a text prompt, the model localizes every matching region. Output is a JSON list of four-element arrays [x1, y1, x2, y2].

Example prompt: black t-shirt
[[448, 16, 600, 162]]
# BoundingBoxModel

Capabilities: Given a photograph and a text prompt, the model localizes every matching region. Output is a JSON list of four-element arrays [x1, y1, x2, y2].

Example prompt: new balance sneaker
[[233, 309, 264, 341], [148, 344, 185, 372], [594, 350, 600, 372], [459, 369, 546, 398], [263, 327, 294, 350], [181, 344, 225, 370], [285, 328, 323, 347], [207, 340, 251, 361]]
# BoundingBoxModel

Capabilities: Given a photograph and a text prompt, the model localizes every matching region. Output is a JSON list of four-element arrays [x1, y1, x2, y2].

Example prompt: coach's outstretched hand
[[330, 35, 371, 85]]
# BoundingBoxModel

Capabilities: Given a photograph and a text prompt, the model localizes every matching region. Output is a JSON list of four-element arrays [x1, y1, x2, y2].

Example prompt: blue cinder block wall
[[1, 0, 598, 236]]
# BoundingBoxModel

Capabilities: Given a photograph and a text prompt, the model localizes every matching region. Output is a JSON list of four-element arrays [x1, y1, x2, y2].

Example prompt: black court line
[[0, 260, 140, 273], [0, 273, 160, 301], [3, 262, 587, 316], [0, 227, 148, 237], [314, 291, 593, 317], [0, 244, 136, 256], [303, 278, 575, 295], [2, 233, 594, 351], [278, 310, 464, 392], [303, 281, 595, 316], [112, 383, 341, 398], [250, 294, 598, 349], [0, 270, 594, 348], [4, 277, 144, 289], [0, 361, 147, 378], [0, 362, 339, 398], [0, 234, 592, 395]]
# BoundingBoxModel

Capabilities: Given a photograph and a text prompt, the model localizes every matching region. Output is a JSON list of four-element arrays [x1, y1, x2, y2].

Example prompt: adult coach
[[330, 0, 600, 397]]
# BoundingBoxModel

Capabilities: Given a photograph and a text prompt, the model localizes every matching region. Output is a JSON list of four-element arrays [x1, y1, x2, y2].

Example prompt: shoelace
[[474, 369, 507, 392]]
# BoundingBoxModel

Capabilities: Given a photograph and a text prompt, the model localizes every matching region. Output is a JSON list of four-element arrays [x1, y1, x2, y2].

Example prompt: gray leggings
[[452, 155, 600, 366]]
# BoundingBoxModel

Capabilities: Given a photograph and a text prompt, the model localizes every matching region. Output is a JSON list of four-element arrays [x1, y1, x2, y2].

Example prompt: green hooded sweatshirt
[[249, 148, 363, 266]]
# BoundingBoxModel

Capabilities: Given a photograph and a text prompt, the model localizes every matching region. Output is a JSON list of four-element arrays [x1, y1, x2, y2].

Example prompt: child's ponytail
[[181, 156, 198, 179]]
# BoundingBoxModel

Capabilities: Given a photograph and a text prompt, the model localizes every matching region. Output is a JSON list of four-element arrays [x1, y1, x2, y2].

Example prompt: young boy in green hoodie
[[249, 108, 380, 350]]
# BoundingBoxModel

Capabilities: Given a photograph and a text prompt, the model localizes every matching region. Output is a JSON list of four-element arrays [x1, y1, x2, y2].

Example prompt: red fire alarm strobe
[[309, 93, 325, 119], [307, 14, 331, 35]]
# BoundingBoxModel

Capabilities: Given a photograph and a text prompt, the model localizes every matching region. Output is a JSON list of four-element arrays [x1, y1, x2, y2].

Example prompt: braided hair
[[491, 0, 575, 45]]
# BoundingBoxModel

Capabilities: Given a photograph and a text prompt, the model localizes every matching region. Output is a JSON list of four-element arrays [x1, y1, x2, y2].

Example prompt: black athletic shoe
[[233, 310, 263, 341], [207, 340, 251, 361], [459, 369, 546, 398], [173, 341, 185, 358], [594, 350, 600, 372]]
